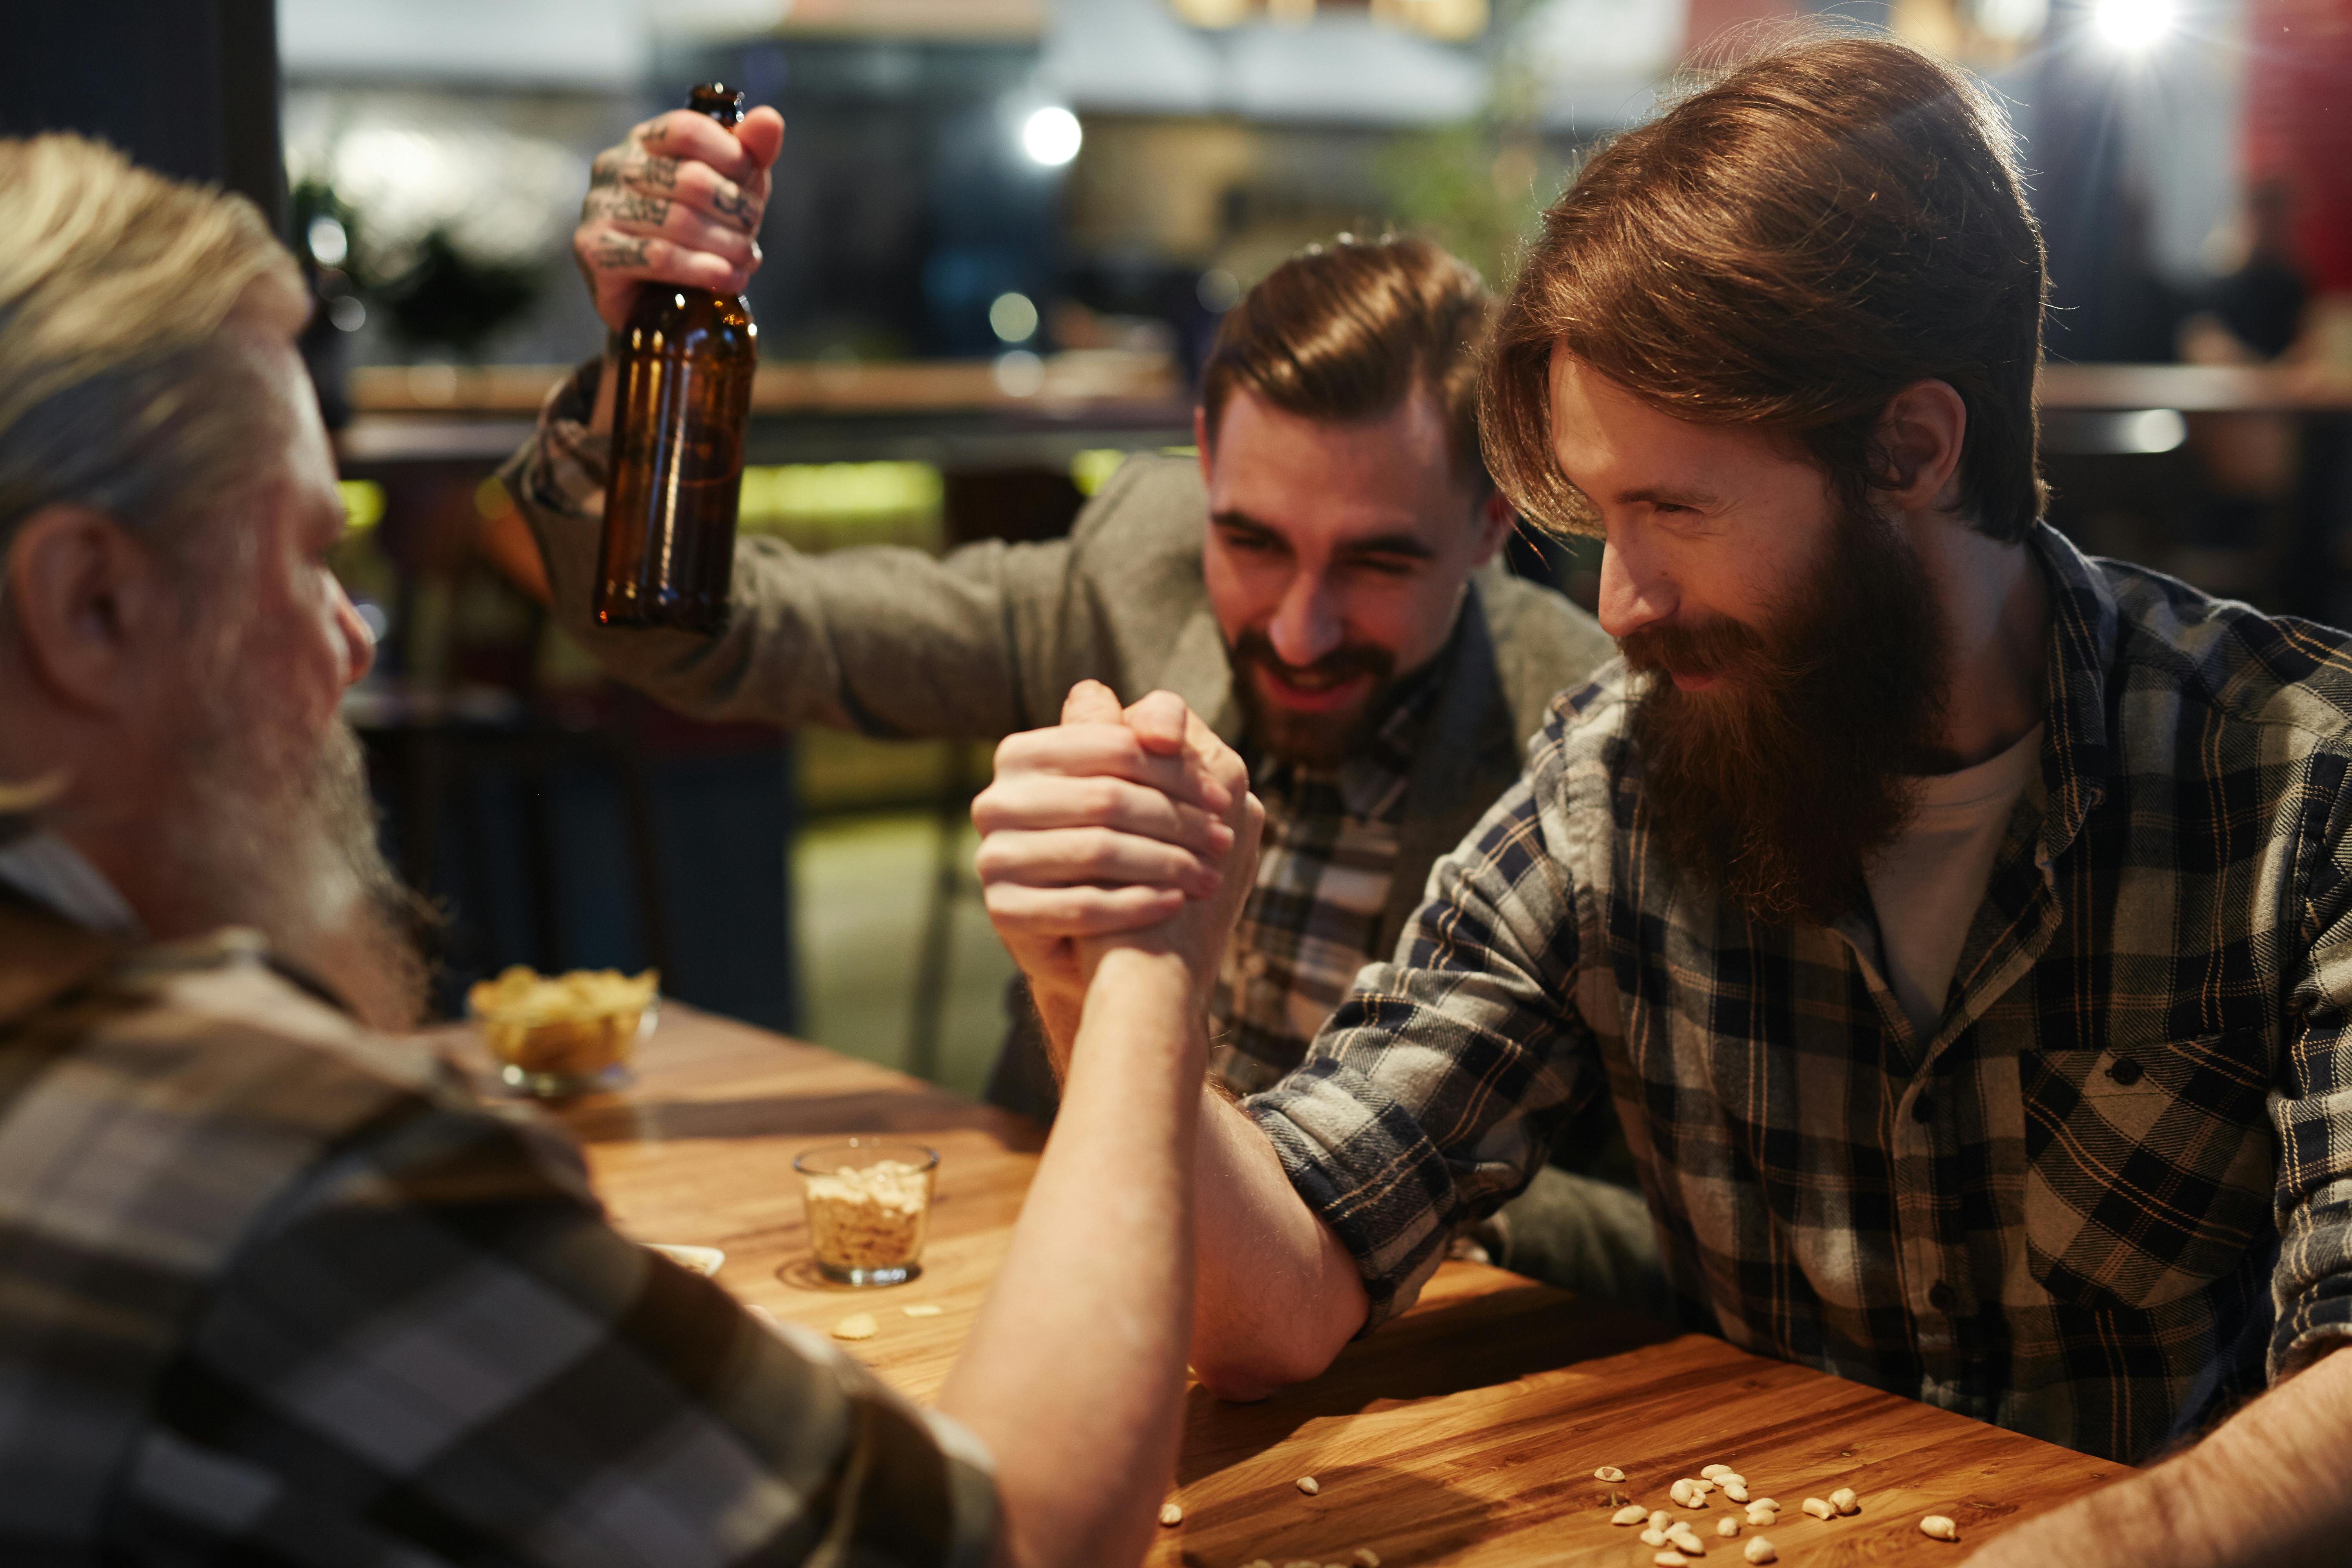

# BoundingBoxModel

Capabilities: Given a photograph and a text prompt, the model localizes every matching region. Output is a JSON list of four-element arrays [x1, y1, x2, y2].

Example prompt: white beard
[[170, 706, 427, 1030]]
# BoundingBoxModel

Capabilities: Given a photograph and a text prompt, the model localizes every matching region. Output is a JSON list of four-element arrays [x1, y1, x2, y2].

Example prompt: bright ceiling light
[[2092, 0, 2176, 50], [1021, 106, 1082, 168]]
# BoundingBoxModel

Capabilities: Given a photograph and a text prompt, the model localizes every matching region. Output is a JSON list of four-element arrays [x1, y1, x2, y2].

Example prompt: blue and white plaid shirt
[[1250, 525, 2352, 1463]]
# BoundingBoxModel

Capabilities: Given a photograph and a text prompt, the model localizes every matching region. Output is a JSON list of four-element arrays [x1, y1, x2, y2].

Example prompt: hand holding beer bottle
[[573, 89, 785, 633]]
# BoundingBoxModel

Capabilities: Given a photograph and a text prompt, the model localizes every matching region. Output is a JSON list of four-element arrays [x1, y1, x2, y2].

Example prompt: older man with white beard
[[0, 133, 1263, 1568]]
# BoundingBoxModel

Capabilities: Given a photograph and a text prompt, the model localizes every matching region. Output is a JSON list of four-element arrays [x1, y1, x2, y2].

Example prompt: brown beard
[[1228, 627, 1399, 768], [1625, 501, 1946, 927]]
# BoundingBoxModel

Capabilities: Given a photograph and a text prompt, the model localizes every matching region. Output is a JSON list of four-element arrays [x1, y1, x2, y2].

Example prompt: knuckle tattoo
[[594, 236, 651, 269], [614, 192, 669, 225], [643, 154, 680, 189]]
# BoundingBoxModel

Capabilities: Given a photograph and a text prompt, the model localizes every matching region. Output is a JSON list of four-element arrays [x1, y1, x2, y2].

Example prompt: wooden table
[[470, 1005, 2127, 1567]]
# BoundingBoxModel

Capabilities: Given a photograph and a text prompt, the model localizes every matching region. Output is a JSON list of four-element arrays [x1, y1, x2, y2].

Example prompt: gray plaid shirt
[[0, 902, 996, 1564], [1210, 663, 1445, 1097], [1250, 525, 2352, 1463]]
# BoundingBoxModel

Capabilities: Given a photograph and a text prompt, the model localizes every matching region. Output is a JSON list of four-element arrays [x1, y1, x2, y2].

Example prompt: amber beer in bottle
[[595, 82, 759, 634]]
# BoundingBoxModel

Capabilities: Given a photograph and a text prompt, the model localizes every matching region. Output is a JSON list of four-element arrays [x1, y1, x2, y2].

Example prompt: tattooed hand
[[573, 104, 785, 332]]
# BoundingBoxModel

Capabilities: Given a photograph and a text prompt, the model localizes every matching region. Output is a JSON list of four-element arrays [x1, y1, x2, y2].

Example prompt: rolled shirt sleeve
[[1245, 726, 1605, 1331]]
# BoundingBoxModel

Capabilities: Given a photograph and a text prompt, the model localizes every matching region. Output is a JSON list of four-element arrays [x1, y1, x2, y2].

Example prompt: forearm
[[938, 949, 1204, 1568], [1967, 1344, 2352, 1567], [1186, 1089, 1369, 1400]]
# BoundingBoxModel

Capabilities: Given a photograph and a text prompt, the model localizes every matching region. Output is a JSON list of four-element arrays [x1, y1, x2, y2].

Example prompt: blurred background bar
[[7, 0, 2346, 1093]]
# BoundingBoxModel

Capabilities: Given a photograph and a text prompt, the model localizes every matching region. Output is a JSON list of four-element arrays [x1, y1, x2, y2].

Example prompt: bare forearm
[[1186, 1090, 1369, 1400], [1967, 1345, 2352, 1567], [938, 949, 1203, 1568]]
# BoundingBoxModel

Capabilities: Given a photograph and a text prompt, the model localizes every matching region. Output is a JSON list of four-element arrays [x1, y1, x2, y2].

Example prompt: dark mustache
[[1229, 628, 1395, 686]]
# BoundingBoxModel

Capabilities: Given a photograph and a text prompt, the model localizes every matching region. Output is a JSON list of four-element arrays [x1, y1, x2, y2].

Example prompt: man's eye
[[1351, 556, 1417, 577]]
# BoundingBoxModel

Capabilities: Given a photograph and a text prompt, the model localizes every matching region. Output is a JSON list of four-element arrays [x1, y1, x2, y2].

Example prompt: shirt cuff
[[507, 356, 609, 523], [1246, 1054, 1457, 1334]]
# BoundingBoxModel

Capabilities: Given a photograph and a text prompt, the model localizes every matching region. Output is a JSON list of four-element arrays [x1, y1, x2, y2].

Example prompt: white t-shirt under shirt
[[1863, 724, 2045, 1040]]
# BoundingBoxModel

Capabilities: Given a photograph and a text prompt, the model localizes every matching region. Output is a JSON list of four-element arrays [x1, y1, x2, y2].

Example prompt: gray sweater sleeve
[[497, 365, 1107, 742]]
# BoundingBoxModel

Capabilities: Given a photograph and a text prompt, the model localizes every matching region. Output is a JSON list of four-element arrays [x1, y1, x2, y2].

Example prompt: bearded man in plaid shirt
[[976, 35, 2352, 1566], [0, 130, 1267, 1567]]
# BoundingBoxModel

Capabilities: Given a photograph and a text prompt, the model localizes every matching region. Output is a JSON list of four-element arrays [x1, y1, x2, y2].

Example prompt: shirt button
[[1911, 1093, 1938, 1123], [1928, 1280, 1957, 1312], [2107, 1056, 2145, 1086]]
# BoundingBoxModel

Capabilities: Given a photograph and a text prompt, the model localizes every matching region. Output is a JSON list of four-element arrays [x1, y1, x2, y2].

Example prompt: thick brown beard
[[1625, 502, 1947, 927]]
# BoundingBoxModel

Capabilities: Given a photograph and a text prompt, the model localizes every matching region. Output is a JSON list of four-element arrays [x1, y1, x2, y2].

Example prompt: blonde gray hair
[[0, 135, 307, 562]]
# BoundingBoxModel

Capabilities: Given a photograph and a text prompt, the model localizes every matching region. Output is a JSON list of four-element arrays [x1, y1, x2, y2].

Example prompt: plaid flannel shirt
[[0, 908, 996, 1565], [1249, 525, 2352, 1463], [1209, 664, 1443, 1097]]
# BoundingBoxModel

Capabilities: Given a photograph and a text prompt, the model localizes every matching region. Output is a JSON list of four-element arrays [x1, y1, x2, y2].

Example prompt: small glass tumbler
[[793, 1139, 938, 1287]]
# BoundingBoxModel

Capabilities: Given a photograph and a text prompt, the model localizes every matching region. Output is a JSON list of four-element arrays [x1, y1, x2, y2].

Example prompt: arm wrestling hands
[[974, 682, 1374, 1403], [937, 683, 1259, 1566]]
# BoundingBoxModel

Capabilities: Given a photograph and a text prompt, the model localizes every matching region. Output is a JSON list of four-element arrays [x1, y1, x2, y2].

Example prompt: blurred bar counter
[[339, 351, 1195, 470]]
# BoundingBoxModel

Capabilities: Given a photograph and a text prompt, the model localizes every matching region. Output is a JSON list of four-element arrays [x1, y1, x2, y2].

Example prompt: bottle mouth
[[688, 82, 746, 127]]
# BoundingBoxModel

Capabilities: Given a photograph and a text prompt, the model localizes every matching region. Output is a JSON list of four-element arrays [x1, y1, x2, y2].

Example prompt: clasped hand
[[974, 682, 1262, 1013]]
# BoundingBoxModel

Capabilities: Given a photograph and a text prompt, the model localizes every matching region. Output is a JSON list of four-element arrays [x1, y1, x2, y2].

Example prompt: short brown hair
[[1203, 234, 1492, 488], [1482, 35, 2049, 543]]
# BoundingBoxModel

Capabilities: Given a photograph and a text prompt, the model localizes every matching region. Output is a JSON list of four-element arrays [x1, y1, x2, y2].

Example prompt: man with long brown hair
[[977, 33, 2352, 1563]]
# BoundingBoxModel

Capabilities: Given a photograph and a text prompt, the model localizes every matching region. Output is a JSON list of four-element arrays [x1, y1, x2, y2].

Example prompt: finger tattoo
[[710, 182, 757, 232], [592, 236, 651, 268], [613, 192, 670, 225], [642, 154, 679, 189]]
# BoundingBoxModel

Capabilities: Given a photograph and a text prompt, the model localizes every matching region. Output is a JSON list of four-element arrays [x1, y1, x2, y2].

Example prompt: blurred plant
[[1376, 0, 1560, 286], [376, 231, 546, 361]]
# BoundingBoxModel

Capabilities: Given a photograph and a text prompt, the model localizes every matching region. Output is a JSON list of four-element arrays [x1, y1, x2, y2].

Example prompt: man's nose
[[332, 579, 376, 687], [1265, 570, 1345, 668], [1597, 539, 1676, 642]]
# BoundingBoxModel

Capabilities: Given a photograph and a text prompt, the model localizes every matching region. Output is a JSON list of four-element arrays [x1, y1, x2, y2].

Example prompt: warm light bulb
[[2092, 0, 2175, 50]]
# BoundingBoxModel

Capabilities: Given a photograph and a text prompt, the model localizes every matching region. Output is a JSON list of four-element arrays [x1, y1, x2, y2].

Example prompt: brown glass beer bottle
[[595, 82, 759, 634]]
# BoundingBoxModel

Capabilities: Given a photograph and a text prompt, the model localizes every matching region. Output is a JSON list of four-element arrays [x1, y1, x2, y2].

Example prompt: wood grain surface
[[448, 1004, 2127, 1567]]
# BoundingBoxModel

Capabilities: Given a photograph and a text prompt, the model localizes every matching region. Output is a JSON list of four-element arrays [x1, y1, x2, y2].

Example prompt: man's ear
[[5, 504, 174, 715], [1468, 489, 1515, 568], [1874, 379, 1969, 513]]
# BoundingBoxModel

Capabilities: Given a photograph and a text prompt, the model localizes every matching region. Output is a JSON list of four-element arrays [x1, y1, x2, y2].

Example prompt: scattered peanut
[[1920, 1516, 1961, 1542], [1239, 1560, 1270, 1568], [1670, 1479, 1710, 1508], [1296, 1476, 1320, 1496], [830, 1312, 878, 1341], [1742, 1539, 1777, 1565], [1666, 1522, 1706, 1555], [1830, 1488, 1860, 1516], [1641, 1528, 1670, 1547], [1693, 1478, 1716, 1494], [1158, 1503, 1183, 1527], [1700, 1464, 1733, 1480], [1748, 1499, 1779, 1512], [1802, 1498, 1835, 1520], [1655, 1554, 1691, 1568], [1651, 1511, 1673, 1531], [1614, 1505, 1650, 1526], [1719, 1474, 1746, 1489], [1717, 1517, 1740, 1538], [1723, 1481, 1750, 1503], [903, 1303, 944, 1318], [1353, 1552, 1382, 1567], [1595, 1465, 1627, 1483]]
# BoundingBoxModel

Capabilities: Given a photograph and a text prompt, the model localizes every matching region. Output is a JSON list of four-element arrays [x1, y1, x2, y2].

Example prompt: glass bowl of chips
[[467, 965, 659, 1098]]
